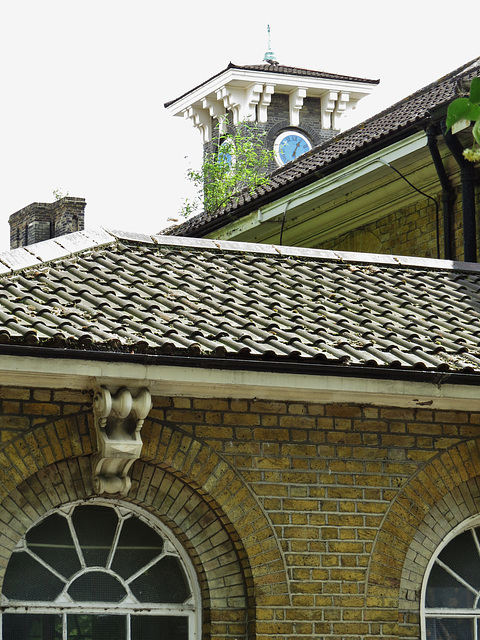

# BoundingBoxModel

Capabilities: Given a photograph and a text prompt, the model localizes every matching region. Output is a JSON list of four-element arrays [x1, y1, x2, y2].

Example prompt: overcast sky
[[0, 1, 478, 251]]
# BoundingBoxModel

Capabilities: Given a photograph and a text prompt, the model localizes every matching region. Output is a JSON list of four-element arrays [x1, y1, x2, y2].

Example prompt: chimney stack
[[8, 197, 86, 250]]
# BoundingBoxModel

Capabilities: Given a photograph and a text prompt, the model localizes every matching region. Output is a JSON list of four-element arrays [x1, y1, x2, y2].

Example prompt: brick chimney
[[8, 197, 86, 250]]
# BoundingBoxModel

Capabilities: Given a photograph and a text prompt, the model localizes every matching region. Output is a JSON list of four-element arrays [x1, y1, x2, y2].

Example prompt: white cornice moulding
[[2, 355, 480, 412], [167, 67, 378, 141]]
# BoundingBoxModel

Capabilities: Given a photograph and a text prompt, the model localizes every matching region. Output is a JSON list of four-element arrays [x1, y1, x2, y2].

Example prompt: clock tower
[[165, 35, 379, 169]]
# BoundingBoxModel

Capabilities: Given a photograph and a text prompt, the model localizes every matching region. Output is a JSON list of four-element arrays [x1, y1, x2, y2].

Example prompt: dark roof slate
[[2, 231, 480, 376], [169, 57, 480, 238]]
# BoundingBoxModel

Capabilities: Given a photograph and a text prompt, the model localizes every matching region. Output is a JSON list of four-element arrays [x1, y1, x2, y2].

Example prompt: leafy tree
[[181, 118, 275, 217], [446, 77, 480, 161]]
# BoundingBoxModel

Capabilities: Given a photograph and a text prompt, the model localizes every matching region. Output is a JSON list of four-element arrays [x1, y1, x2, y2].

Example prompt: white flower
[[463, 147, 480, 162]]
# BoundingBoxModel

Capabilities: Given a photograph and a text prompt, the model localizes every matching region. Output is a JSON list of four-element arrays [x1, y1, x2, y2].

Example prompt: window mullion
[[67, 513, 85, 569], [107, 516, 124, 570]]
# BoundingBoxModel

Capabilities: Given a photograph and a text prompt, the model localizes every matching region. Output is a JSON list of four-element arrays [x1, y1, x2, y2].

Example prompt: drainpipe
[[442, 122, 477, 262], [426, 125, 456, 260]]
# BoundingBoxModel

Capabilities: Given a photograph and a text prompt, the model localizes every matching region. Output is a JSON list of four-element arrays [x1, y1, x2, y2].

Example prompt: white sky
[[0, 1, 478, 251]]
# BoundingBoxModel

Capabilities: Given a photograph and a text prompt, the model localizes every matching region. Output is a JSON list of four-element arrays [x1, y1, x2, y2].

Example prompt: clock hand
[[292, 141, 301, 158]]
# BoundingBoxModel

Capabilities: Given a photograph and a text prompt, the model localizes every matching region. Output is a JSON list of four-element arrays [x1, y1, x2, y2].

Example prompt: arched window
[[422, 516, 480, 639], [0, 501, 200, 640]]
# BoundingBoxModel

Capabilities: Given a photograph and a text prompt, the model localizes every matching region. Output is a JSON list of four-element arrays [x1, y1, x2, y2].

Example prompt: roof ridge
[[2, 228, 480, 276]]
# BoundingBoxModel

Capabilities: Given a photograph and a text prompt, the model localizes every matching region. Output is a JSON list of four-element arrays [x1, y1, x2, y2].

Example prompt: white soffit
[[258, 132, 429, 223], [208, 131, 429, 242]]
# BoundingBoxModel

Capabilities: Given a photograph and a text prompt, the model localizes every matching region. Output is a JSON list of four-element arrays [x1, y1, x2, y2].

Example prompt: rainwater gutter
[[426, 124, 456, 259], [443, 122, 477, 262], [1, 342, 480, 388]]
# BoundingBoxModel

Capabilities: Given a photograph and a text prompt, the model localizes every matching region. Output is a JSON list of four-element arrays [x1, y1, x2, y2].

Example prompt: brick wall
[[1, 387, 480, 639], [315, 172, 480, 262], [8, 197, 86, 249], [202, 95, 337, 177]]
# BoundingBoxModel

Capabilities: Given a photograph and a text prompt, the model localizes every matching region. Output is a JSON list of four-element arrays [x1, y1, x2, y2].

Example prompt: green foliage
[[446, 77, 480, 161], [52, 188, 69, 201], [181, 118, 275, 217]]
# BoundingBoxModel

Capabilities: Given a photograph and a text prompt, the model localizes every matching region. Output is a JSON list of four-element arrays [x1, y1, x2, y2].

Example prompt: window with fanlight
[[0, 501, 200, 640], [423, 516, 480, 639]]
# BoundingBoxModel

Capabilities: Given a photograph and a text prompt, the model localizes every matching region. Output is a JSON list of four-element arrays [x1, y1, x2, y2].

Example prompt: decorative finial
[[263, 24, 277, 65]]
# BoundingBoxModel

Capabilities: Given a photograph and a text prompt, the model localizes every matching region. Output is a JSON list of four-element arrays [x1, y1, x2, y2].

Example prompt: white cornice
[[166, 67, 378, 142], [1, 354, 480, 411]]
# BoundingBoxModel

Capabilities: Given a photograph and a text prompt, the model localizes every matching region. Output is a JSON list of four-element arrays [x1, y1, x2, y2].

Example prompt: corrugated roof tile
[[2, 234, 480, 374]]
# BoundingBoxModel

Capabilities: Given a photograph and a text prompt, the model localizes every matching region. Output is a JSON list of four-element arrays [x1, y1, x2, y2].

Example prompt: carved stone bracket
[[92, 386, 153, 496]]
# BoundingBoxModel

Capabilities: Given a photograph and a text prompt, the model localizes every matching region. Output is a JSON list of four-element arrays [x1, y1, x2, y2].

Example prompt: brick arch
[[0, 411, 289, 636], [366, 438, 480, 636], [0, 456, 252, 639], [0, 410, 94, 500], [140, 417, 288, 603]]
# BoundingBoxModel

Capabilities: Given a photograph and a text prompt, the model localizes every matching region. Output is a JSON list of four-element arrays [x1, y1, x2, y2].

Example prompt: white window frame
[[0, 499, 202, 640], [421, 514, 480, 640]]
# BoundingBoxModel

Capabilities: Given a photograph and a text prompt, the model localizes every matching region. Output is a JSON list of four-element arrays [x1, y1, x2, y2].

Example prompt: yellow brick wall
[[2, 388, 480, 639], [318, 184, 480, 262]]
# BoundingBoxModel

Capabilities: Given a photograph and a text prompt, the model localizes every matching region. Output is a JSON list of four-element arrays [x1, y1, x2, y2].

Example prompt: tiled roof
[[2, 230, 480, 377], [164, 62, 378, 108], [169, 57, 480, 238], [227, 63, 379, 84]]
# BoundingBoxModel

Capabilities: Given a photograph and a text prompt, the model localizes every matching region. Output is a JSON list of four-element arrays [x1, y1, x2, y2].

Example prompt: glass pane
[[426, 562, 475, 609], [67, 614, 125, 640], [132, 615, 188, 640], [111, 516, 164, 580], [2, 552, 64, 601], [438, 529, 480, 590], [426, 617, 474, 639], [3, 613, 62, 640], [72, 505, 118, 567], [68, 571, 126, 602], [130, 556, 190, 603], [26, 513, 81, 578]]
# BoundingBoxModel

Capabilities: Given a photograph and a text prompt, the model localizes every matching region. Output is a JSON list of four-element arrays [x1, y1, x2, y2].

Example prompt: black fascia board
[[1, 343, 479, 388]]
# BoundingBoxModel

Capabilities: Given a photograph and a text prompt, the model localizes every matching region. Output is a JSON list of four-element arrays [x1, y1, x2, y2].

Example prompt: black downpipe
[[442, 123, 477, 262], [426, 125, 456, 260]]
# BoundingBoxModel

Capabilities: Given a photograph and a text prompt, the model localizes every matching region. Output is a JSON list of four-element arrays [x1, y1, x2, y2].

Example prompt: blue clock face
[[275, 131, 312, 165]]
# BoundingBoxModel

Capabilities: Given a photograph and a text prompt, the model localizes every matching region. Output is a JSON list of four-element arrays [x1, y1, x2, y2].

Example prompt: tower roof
[[164, 62, 379, 110]]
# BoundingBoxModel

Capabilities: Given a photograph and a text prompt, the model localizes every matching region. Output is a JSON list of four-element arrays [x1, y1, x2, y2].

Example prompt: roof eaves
[[164, 61, 380, 108]]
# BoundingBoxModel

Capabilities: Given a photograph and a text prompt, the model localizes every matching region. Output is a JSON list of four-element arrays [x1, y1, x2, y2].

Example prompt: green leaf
[[469, 77, 480, 104], [473, 119, 480, 146], [446, 98, 480, 130]]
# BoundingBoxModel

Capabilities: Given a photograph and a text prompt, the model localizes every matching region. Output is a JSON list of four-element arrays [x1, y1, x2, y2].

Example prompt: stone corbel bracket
[[92, 386, 153, 496]]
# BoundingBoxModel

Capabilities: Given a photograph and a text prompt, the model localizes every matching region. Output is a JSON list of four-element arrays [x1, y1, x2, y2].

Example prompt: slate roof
[[168, 57, 480, 238], [164, 62, 379, 109], [2, 230, 480, 379]]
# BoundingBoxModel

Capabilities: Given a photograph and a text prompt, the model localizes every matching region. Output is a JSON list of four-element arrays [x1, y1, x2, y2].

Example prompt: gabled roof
[[168, 57, 480, 238], [1, 230, 480, 380]]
